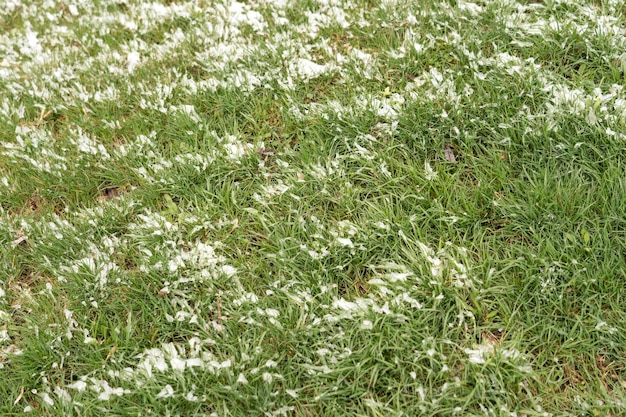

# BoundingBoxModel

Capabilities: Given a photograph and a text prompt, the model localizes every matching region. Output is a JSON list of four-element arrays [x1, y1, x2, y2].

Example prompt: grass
[[1, 0, 626, 415]]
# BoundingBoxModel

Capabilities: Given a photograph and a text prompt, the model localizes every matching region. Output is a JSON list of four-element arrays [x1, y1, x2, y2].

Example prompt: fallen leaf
[[256, 147, 275, 162], [581, 229, 591, 245], [104, 187, 121, 198], [444, 144, 456, 162], [12, 229, 28, 247], [97, 186, 124, 204]]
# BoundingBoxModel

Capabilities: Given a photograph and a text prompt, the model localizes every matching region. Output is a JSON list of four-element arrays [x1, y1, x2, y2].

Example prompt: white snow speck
[[424, 162, 437, 181], [156, 384, 175, 398], [127, 52, 141, 73], [66, 381, 87, 392], [337, 237, 354, 248], [296, 58, 329, 80], [361, 320, 373, 330]]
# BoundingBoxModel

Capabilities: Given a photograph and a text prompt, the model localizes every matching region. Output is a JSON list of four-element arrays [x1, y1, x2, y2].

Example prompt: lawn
[[1, 0, 626, 415]]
